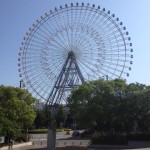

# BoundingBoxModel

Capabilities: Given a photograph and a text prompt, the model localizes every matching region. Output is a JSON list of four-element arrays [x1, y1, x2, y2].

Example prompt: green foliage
[[15, 134, 31, 142], [33, 104, 65, 129], [44, 106, 53, 127], [29, 128, 48, 133], [28, 128, 64, 133], [92, 133, 128, 145], [127, 133, 150, 141], [68, 79, 150, 135], [34, 109, 48, 129], [55, 105, 65, 128], [0, 86, 36, 137]]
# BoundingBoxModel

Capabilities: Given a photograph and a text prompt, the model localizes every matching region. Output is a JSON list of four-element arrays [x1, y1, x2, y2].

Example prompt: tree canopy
[[67, 79, 150, 134], [0, 86, 36, 137]]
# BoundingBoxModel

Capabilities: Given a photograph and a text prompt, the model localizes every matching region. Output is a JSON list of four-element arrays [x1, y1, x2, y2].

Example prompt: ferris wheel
[[18, 2, 133, 104]]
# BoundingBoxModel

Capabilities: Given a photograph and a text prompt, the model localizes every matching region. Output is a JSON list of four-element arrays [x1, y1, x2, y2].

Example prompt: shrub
[[127, 133, 150, 141], [92, 133, 128, 145], [28, 128, 64, 134], [15, 134, 31, 142], [28, 129, 48, 134]]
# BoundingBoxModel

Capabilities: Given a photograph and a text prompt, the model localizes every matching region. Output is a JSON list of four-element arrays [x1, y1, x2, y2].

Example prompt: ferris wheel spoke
[[77, 60, 99, 79], [70, 9, 77, 51], [49, 11, 71, 50], [92, 12, 113, 34], [100, 67, 120, 78], [101, 48, 124, 53], [27, 70, 49, 85], [80, 36, 103, 52], [42, 82, 54, 97], [26, 42, 43, 49], [99, 13, 121, 33], [104, 57, 130, 63], [28, 28, 48, 43], [43, 43, 64, 54], [103, 60, 127, 68], [70, 7, 74, 48], [102, 63, 123, 73], [27, 33, 48, 45], [66, 8, 72, 47], [26, 40, 45, 50], [77, 34, 98, 53], [88, 8, 103, 26], [71, 8, 84, 49], [79, 57, 121, 78], [103, 29, 124, 41], [31, 79, 51, 97], [78, 58, 101, 74], [74, 26, 92, 49], [106, 37, 126, 44], [71, 8, 82, 51], [98, 19, 117, 36], [72, 7, 90, 48], [37, 23, 68, 51], [46, 62, 64, 76], [57, 8, 71, 48], [32, 28, 50, 42], [97, 19, 115, 34], [94, 16, 113, 36], [74, 23, 105, 51], [42, 32, 69, 52], [81, 7, 92, 27], [98, 21, 120, 37]]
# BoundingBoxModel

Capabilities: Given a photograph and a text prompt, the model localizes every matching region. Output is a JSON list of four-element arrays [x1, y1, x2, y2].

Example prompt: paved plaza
[[2, 144, 150, 150], [1, 132, 150, 150]]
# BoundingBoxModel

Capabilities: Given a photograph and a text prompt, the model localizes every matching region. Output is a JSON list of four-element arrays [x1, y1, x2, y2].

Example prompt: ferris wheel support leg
[[47, 125, 56, 150]]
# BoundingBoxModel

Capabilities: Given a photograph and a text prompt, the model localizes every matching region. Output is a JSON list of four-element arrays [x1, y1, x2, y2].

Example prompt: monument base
[[47, 127, 56, 150]]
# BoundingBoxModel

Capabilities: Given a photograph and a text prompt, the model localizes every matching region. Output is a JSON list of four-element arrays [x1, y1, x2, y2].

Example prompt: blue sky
[[0, 0, 150, 87]]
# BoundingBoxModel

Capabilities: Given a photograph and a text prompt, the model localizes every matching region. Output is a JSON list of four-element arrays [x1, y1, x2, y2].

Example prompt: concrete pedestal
[[47, 127, 56, 150]]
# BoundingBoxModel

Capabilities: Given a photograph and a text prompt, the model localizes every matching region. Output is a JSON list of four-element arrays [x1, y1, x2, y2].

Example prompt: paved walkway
[[1, 143, 150, 150], [1, 132, 150, 150]]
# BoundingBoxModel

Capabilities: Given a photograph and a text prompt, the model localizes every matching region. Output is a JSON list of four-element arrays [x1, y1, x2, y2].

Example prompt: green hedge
[[92, 133, 150, 145], [92, 134, 128, 145], [15, 134, 31, 142], [28, 129, 48, 134], [127, 133, 150, 141], [28, 128, 64, 134]]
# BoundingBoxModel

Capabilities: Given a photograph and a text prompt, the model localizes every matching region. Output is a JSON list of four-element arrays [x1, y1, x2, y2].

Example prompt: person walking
[[8, 138, 13, 149]]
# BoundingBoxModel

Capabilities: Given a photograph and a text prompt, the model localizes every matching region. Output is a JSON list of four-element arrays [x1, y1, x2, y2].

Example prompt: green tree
[[68, 79, 150, 135], [34, 109, 47, 129], [0, 86, 36, 137], [55, 105, 65, 128], [68, 79, 116, 132], [127, 83, 150, 132]]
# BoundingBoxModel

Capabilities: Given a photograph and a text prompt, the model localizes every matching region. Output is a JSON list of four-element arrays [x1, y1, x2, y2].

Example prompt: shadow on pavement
[[27, 146, 87, 150]]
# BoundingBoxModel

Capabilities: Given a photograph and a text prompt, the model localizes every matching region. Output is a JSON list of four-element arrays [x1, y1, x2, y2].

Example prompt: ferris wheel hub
[[68, 51, 75, 57]]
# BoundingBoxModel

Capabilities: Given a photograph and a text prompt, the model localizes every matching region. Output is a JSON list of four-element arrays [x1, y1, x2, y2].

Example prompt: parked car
[[80, 128, 94, 137], [72, 130, 80, 136], [66, 129, 72, 135]]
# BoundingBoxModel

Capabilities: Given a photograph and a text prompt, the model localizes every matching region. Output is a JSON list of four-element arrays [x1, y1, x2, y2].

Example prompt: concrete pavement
[[1, 141, 150, 150], [1, 131, 150, 150]]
